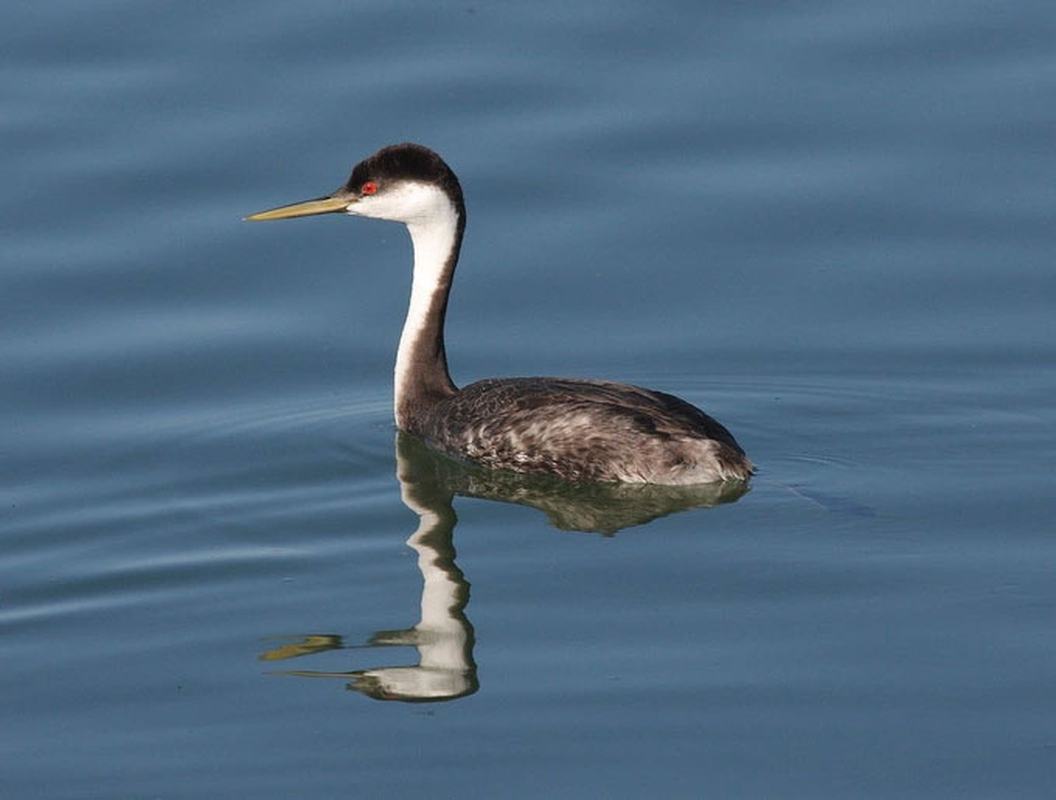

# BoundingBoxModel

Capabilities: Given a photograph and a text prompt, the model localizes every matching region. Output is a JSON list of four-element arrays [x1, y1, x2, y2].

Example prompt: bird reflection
[[259, 432, 748, 702]]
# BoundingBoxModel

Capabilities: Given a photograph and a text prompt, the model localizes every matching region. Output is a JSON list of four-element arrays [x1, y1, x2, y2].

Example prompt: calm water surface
[[3, 2, 1055, 797]]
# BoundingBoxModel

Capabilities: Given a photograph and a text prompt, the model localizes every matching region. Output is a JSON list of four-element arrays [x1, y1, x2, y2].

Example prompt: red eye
[[361, 181, 378, 195]]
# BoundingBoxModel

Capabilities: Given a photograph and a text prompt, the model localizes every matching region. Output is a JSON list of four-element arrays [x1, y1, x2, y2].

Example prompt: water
[[3, 2, 1055, 797]]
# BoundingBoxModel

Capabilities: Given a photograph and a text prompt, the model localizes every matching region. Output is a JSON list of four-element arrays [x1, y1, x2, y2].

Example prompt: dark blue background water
[[3, 2, 1055, 797]]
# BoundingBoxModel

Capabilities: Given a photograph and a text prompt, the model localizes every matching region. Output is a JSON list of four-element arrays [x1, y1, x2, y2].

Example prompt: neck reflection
[[261, 432, 476, 702]]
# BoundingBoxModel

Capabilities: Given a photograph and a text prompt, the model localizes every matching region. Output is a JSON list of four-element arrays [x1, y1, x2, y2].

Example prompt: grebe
[[247, 143, 752, 484]]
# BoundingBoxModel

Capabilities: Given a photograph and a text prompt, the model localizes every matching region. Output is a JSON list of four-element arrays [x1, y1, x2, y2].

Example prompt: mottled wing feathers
[[417, 377, 752, 484]]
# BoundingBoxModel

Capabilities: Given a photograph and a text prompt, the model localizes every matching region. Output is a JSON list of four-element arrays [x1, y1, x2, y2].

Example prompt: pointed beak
[[245, 192, 355, 221]]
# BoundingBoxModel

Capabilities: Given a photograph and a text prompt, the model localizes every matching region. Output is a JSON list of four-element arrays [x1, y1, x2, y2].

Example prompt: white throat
[[387, 185, 461, 424]]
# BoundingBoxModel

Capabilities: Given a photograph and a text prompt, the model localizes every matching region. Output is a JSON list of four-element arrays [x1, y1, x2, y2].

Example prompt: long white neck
[[392, 198, 462, 430]]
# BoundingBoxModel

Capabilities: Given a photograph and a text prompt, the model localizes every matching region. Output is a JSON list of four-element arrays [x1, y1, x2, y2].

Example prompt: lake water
[[3, 2, 1055, 797]]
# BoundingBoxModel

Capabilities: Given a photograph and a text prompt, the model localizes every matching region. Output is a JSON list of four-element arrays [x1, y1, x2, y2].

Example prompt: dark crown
[[344, 143, 464, 207]]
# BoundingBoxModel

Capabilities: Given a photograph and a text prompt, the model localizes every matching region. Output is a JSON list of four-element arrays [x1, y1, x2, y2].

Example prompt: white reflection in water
[[260, 433, 749, 702]]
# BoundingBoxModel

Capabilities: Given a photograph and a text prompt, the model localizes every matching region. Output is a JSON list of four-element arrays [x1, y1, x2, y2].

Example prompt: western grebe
[[247, 143, 752, 484]]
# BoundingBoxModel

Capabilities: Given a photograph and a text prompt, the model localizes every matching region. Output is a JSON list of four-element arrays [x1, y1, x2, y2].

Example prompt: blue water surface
[[3, 2, 1055, 798]]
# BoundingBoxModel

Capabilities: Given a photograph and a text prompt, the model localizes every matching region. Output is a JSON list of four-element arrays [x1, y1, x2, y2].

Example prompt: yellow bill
[[245, 194, 352, 221]]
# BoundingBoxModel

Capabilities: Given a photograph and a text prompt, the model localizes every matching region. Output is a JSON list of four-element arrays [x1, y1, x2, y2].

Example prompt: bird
[[247, 143, 752, 485]]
